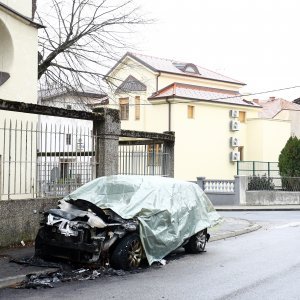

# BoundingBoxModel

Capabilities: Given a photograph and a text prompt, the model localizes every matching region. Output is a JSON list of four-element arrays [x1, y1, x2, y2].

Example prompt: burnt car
[[35, 175, 221, 270]]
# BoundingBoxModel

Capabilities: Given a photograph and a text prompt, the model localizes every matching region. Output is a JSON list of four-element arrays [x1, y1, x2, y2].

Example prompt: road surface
[[1, 211, 300, 300]]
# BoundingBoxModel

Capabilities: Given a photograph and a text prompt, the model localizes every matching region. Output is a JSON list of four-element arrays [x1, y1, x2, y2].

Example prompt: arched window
[[0, 18, 14, 86]]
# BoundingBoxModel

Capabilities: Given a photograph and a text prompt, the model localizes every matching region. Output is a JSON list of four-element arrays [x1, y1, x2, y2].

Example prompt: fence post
[[163, 131, 175, 177], [234, 175, 248, 205], [93, 108, 121, 177], [196, 177, 206, 190]]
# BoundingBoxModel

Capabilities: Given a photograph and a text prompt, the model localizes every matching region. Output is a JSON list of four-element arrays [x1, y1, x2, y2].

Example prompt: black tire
[[184, 229, 208, 254], [110, 234, 144, 270], [34, 228, 48, 259]]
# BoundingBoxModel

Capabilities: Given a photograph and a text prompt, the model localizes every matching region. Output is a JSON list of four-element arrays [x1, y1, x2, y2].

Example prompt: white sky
[[133, 0, 300, 101]]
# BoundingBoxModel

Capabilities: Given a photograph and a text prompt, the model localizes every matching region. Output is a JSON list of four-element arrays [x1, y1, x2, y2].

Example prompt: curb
[[0, 267, 59, 289], [210, 222, 261, 242]]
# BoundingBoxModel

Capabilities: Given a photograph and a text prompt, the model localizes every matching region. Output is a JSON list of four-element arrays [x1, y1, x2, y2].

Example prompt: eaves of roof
[[148, 95, 261, 109], [0, 2, 44, 28]]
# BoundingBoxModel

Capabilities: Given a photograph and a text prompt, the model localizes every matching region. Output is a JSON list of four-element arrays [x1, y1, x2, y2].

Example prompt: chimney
[[253, 99, 259, 104], [269, 96, 276, 101]]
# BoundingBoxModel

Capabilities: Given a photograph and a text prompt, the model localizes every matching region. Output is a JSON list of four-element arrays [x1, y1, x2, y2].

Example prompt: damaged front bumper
[[36, 224, 104, 263]]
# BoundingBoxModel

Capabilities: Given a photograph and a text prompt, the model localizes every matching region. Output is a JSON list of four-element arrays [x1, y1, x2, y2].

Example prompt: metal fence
[[118, 143, 170, 176], [0, 118, 171, 199], [0, 120, 97, 199], [237, 161, 279, 177], [37, 123, 97, 197]]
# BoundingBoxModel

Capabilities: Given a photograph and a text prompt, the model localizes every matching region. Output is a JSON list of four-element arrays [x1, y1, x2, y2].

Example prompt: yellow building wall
[[246, 119, 290, 162], [0, 10, 38, 103]]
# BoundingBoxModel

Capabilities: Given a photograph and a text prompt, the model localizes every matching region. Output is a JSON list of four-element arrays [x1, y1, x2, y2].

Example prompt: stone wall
[[246, 191, 300, 205], [0, 198, 58, 248]]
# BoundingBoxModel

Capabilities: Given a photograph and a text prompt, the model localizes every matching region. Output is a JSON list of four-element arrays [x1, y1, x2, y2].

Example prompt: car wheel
[[110, 233, 144, 270], [184, 229, 208, 254], [34, 228, 48, 259]]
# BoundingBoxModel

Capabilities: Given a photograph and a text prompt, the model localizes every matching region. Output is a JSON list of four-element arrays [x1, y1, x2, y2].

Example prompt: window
[[148, 144, 162, 166], [135, 96, 140, 120], [66, 133, 71, 145], [119, 98, 129, 120], [239, 111, 246, 123], [187, 105, 194, 119], [238, 146, 244, 161]]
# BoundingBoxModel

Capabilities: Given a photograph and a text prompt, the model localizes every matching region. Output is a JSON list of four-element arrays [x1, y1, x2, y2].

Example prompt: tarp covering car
[[63, 175, 221, 265]]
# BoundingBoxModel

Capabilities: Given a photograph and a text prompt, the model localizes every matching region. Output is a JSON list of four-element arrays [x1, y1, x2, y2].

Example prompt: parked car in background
[[35, 175, 221, 270]]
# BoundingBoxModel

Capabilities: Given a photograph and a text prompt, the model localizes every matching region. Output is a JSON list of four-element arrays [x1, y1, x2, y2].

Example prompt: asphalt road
[[1, 211, 300, 300]]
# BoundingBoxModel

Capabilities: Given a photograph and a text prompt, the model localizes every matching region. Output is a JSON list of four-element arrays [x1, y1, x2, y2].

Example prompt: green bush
[[278, 136, 300, 191], [248, 175, 275, 190]]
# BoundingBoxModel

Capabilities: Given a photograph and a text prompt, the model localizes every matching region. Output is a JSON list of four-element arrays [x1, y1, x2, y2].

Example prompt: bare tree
[[36, 0, 149, 98]]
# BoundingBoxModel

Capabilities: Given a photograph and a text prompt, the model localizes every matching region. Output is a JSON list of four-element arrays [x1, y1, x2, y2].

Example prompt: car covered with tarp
[[35, 175, 221, 269]]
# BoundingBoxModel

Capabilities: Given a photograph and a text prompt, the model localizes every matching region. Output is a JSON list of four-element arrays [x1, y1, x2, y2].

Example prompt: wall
[[171, 102, 259, 180], [246, 119, 290, 161], [0, 197, 58, 248], [246, 191, 300, 205]]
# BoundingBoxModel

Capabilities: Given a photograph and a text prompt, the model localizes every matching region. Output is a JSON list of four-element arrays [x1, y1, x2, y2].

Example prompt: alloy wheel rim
[[128, 240, 142, 268], [196, 231, 206, 250]]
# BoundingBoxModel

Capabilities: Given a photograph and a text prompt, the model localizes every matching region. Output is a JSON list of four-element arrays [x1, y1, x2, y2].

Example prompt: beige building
[[0, 0, 40, 199], [106, 53, 291, 180]]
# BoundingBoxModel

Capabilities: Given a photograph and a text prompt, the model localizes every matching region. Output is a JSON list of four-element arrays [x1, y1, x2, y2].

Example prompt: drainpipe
[[166, 98, 172, 131], [156, 72, 161, 92]]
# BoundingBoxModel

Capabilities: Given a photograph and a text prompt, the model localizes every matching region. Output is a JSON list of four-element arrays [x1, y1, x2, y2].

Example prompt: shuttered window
[[119, 98, 129, 120]]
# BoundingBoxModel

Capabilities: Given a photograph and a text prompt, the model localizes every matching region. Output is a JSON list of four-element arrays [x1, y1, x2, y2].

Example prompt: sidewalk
[[0, 217, 260, 289], [215, 205, 300, 211]]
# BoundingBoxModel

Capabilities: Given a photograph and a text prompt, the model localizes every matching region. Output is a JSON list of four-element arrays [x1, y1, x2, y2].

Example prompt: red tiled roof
[[258, 98, 300, 118], [148, 83, 259, 107]]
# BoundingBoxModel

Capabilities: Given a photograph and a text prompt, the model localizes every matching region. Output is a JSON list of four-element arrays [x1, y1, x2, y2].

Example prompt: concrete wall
[[0, 198, 58, 248], [246, 191, 300, 205]]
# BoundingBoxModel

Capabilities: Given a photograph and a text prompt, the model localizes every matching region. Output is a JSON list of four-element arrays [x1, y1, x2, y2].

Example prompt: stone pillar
[[234, 175, 248, 205], [93, 108, 121, 177], [163, 131, 175, 178], [196, 177, 206, 190]]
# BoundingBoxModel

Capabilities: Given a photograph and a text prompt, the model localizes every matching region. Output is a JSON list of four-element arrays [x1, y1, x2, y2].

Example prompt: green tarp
[[64, 175, 221, 265]]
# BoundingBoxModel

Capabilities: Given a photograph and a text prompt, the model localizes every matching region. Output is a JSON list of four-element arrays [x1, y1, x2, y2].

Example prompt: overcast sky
[[133, 0, 300, 101]]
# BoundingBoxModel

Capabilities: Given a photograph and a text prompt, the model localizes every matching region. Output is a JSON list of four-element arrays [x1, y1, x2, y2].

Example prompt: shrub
[[278, 136, 300, 190], [248, 175, 275, 190]]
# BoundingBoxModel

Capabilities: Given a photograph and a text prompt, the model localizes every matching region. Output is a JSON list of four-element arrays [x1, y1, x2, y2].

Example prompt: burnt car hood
[[63, 175, 221, 264]]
